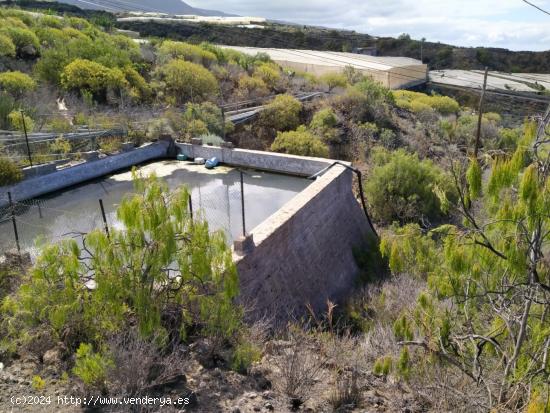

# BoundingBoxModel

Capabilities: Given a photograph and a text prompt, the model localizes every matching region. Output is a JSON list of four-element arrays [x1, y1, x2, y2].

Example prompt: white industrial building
[[223, 46, 428, 89]]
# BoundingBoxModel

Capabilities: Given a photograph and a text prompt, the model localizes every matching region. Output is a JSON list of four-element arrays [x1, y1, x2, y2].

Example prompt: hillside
[[1, 3, 549, 413], [3, 1, 549, 73], [5, 0, 232, 15]]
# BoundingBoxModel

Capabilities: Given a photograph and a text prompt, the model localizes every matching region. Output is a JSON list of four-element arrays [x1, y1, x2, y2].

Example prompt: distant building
[[222, 46, 427, 89]]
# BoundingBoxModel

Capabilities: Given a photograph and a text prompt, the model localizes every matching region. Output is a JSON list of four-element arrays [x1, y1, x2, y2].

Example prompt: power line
[[521, 0, 550, 16]]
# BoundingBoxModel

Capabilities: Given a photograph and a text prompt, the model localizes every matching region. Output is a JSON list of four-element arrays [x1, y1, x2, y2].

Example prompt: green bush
[[0, 157, 23, 186], [237, 75, 269, 97], [38, 15, 64, 29], [319, 72, 348, 91], [0, 26, 40, 56], [183, 102, 225, 137], [231, 340, 262, 374], [72, 343, 112, 389], [310, 107, 339, 142], [271, 126, 329, 158], [2, 174, 240, 349], [158, 59, 218, 104], [122, 66, 151, 102], [252, 62, 281, 89], [0, 34, 16, 57], [158, 40, 217, 67], [8, 110, 34, 133], [379, 128, 400, 149], [394, 90, 459, 115], [260, 94, 302, 132], [0, 93, 16, 129], [61, 59, 128, 100], [365, 148, 453, 224], [0, 71, 36, 96]]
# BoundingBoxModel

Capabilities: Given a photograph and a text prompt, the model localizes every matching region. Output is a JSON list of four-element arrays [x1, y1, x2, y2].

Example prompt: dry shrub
[[273, 327, 326, 408], [105, 330, 188, 399], [329, 368, 361, 411]]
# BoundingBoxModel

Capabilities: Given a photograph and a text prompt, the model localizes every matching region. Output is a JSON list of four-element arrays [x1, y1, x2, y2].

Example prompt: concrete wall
[[176, 143, 333, 176], [0, 141, 169, 207], [234, 164, 371, 323]]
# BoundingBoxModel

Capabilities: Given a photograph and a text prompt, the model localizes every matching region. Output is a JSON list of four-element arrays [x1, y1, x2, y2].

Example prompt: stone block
[[22, 163, 57, 179], [234, 234, 255, 255], [81, 151, 100, 162], [191, 138, 203, 146], [121, 142, 135, 152]]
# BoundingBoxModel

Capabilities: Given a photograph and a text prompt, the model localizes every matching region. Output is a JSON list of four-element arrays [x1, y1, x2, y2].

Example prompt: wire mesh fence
[[0, 169, 252, 258]]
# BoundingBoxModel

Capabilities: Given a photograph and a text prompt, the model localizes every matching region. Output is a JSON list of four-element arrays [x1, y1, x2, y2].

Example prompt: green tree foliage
[[0, 71, 36, 96], [1, 174, 240, 348], [158, 59, 218, 104], [260, 94, 302, 132], [365, 148, 453, 224], [0, 157, 23, 186], [381, 120, 550, 410], [0, 33, 16, 57], [271, 126, 329, 158]]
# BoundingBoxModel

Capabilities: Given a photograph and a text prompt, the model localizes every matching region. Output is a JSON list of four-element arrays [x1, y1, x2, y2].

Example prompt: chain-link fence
[[0, 193, 111, 257], [0, 169, 252, 258]]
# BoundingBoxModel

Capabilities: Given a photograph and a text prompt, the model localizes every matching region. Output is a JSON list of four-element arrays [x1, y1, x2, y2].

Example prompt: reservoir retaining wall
[[175, 142, 371, 322], [0, 141, 169, 208]]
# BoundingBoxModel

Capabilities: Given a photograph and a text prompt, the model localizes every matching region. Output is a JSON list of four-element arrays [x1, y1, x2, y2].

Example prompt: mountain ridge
[[26, 0, 233, 16]]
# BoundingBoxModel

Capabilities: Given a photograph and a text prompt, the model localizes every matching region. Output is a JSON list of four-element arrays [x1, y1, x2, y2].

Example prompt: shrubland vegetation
[[0, 4, 548, 413]]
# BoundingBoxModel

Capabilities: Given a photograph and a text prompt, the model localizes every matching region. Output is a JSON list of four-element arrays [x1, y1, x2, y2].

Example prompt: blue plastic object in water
[[205, 157, 219, 169], [177, 153, 187, 161]]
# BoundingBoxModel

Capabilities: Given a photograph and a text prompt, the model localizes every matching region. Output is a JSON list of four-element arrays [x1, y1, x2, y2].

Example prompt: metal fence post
[[20, 110, 32, 168], [240, 170, 246, 237], [188, 193, 193, 221], [8, 192, 21, 254], [99, 199, 110, 239]]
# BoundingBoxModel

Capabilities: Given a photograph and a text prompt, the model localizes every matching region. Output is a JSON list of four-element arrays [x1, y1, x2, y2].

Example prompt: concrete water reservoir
[[1, 141, 372, 321], [0, 160, 309, 256]]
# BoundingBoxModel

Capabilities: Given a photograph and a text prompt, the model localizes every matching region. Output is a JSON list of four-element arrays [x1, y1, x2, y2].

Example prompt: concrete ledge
[[176, 143, 344, 176], [22, 163, 57, 179], [0, 141, 169, 207]]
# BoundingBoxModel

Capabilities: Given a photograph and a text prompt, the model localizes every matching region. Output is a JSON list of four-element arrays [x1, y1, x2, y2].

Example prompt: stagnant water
[[0, 160, 310, 256]]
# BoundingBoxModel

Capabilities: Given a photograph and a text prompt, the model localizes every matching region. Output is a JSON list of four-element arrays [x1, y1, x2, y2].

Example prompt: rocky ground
[[0, 335, 426, 413]]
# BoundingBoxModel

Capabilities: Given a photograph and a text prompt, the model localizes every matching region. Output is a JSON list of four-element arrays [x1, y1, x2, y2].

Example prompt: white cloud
[[188, 0, 550, 51]]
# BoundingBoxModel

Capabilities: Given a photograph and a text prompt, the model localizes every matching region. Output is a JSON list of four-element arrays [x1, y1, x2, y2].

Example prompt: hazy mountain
[[52, 0, 232, 16]]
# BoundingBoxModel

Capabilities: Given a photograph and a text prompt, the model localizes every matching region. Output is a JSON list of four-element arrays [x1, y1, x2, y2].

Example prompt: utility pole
[[474, 67, 489, 158], [20, 110, 32, 167], [420, 37, 426, 63]]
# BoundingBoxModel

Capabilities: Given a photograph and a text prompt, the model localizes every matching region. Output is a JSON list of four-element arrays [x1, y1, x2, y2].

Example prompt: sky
[[188, 0, 550, 51]]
